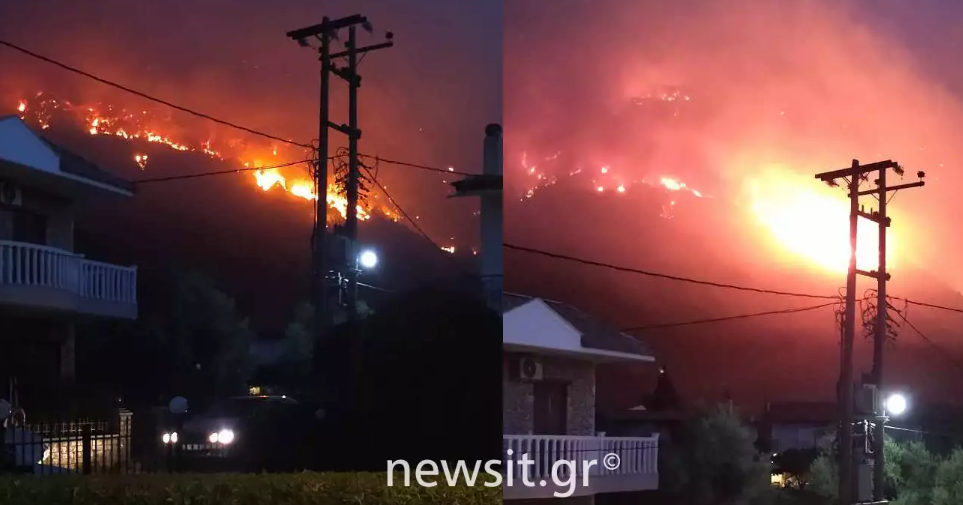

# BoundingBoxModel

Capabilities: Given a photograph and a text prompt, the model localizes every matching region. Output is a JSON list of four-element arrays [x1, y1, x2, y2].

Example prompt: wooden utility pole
[[286, 15, 393, 331], [816, 159, 925, 503], [343, 25, 362, 322]]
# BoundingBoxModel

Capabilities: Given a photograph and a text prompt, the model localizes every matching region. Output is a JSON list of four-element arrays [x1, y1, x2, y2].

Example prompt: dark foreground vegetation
[[0, 472, 500, 505]]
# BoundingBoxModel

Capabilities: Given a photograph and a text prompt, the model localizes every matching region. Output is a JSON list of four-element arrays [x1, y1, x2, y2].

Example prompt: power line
[[884, 425, 963, 440], [505, 243, 838, 300], [2, 39, 474, 181], [361, 154, 474, 176], [888, 303, 963, 373], [902, 298, 963, 315], [0, 38, 314, 150], [132, 159, 313, 184], [622, 301, 839, 332], [357, 281, 393, 293], [360, 164, 449, 253]]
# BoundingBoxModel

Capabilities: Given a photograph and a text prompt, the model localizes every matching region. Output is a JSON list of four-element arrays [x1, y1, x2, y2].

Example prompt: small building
[[0, 115, 137, 402], [502, 292, 660, 504], [757, 401, 836, 454]]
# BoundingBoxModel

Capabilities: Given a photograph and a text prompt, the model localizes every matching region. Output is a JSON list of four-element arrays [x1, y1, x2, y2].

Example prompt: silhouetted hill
[[41, 126, 477, 332], [506, 175, 963, 411]]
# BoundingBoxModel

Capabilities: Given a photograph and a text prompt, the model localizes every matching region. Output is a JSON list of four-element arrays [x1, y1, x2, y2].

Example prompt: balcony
[[0, 240, 137, 319], [502, 433, 659, 499]]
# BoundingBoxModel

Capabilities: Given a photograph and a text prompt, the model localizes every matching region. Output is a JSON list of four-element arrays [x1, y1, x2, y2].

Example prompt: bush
[[0, 472, 500, 505], [664, 404, 771, 505], [933, 448, 963, 505]]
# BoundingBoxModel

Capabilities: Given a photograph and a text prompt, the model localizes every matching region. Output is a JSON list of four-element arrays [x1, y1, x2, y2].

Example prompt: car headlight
[[171, 432, 178, 443], [207, 430, 235, 444]]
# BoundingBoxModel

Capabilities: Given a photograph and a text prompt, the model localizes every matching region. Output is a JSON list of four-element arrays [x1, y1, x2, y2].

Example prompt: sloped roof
[[763, 402, 836, 424], [504, 292, 653, 357], [0, 115, 134, 194]]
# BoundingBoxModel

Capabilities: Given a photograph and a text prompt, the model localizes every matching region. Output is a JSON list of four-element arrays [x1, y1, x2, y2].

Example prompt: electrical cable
[[0, 38, 314, 150], [901, 298, 963, 315], [887, 302, 963, 373], [360, 154, 474, 177], [622, 301, 839, 332], [504, 243, 838, 300], [132, 159, 313, 184], [3, 39, 473, 180], [357, 281, 392, 293], [360, 164, 451, 254]]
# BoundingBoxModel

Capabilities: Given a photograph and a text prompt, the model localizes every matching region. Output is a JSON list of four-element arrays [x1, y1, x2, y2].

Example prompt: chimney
[[448, 124, 503, 312], [480, 124, 503, 311]]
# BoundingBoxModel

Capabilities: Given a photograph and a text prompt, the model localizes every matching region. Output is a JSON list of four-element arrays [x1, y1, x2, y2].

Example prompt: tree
[[933, 448, 963, 505], [314, 287, 501, 471], [80, 269, 254, 406], [807, 435, 944, 505], [664, 404, 772, 505], [279, 301, 315, 380]]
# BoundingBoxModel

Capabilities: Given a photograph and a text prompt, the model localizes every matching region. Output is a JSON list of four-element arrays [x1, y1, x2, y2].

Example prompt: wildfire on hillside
[[14, 92, 461, 253], [512, 80, 909, 275]]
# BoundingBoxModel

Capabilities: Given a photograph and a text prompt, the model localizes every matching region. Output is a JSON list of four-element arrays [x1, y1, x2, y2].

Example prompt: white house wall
[[0, 117, 60, 174], [503, 298, 584, 351]]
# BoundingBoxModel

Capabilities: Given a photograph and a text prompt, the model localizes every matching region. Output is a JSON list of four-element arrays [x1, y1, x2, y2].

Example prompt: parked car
[[160, 395, 320, 472]]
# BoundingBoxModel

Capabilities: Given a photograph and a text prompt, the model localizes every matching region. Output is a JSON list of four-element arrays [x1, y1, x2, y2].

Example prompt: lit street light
[[885, 393, 908, 416], [359, 249, 378, 269]]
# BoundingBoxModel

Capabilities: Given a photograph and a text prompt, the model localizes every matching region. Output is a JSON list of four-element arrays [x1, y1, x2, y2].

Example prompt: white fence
[[0, 240, 136, 304], [502, 433, 659, 481]]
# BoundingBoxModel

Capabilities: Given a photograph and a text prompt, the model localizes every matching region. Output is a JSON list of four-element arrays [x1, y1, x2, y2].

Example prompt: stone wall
[[503, 352, 596, 436], [0, 185, 74, 250]]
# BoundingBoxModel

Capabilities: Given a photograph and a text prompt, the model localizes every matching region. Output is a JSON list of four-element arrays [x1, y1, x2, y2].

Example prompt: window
[[12, 210, 47, 245]]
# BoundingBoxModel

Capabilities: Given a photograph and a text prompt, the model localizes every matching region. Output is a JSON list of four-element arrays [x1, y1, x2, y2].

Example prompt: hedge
[[0, 472, 501, 505]]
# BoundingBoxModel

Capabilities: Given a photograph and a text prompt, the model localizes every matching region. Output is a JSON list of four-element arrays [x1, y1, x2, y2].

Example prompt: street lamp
[[359, 249, 378, 269], [885, 393, 908, 416]]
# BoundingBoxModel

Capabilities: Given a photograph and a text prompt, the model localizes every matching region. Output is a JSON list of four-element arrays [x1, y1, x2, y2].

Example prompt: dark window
[[12, 210, 47, 245], [533, 381, 568, 435]]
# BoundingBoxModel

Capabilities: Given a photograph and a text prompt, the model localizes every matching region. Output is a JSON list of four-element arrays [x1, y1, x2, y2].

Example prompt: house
[[502, 292, 660, 503], [757, 401, 836, 454], [597, 366, 686, 449], [0, 115, 137, 403]]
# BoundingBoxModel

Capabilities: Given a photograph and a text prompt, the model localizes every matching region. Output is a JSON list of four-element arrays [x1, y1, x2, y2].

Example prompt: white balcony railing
[[503, 433, 659, 482], [0, 240, 137, 305]]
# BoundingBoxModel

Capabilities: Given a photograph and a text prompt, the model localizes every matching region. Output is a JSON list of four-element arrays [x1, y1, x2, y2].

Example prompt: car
[[160, 395, 317, 472]]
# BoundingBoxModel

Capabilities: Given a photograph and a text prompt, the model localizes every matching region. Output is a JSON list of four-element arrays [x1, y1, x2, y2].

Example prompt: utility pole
[[816, 159, 925, 504], [286, 16, 393, 331], [343, 25, 361, 322]]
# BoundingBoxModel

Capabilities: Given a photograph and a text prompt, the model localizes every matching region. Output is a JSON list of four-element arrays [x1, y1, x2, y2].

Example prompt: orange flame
[[11, 94, 461, 245], [743, 166, 894, 273]]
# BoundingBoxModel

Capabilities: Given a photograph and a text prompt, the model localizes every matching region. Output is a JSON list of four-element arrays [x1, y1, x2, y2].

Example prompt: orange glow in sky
[[743, 166, 894, 273]]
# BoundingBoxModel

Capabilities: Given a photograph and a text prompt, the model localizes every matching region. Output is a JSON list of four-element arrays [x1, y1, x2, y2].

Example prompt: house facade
[[757, 402, 836, 454], [0, 115, 137, 402], [502, 293, 660, 503]]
